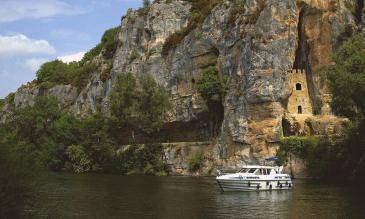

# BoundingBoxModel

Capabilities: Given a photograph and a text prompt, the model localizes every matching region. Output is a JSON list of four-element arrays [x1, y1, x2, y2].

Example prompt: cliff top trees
[[35, 27, 119, 91]]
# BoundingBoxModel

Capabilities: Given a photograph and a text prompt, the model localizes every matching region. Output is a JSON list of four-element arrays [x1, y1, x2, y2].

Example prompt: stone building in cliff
[[287, 69, 312, 115]]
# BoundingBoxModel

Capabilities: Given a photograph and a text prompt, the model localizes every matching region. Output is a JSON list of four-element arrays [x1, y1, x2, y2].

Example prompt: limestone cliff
[[1, 0, 363, 173]]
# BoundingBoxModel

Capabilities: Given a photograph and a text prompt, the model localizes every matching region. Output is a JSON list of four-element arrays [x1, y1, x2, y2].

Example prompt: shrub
[[118, 143, 168, 175], [66, 145, 92, 173], [196, 66, 226, 103], [82, 27, 119, 63], [277, 136, 340, 178], [82, 44, 103, 64], [109, 73, 169, 138], [188, 151, 204, 172], [0, 99, 4, 109]]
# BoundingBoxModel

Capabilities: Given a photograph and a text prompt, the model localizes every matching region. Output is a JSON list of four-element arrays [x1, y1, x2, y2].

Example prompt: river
[[28, 173, 365, 218]]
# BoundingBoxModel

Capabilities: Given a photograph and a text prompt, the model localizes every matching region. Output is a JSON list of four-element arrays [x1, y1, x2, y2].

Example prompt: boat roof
[[241, 165, 276, 169]]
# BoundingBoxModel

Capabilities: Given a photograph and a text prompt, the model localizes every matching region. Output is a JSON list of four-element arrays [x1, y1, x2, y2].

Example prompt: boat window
[[248, 168, 256, 173], [239, 168, 248, 173]]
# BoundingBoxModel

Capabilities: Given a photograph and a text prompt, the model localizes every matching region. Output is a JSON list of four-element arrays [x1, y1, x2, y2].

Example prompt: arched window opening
[[296, 83, 302, 91], [191, 78, 195, 84], [298, 105, 302, 114]]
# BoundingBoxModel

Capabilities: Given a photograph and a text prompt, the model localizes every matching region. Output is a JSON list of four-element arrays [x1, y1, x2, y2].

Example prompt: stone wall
[[287, 69, 313, 115]]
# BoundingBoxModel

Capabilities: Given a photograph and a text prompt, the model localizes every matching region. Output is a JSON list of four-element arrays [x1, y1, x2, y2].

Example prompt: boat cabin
[[238, 166, 279, 175]]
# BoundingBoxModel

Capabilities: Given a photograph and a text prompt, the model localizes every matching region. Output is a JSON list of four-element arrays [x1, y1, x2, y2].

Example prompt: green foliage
[[82, 27, 119, 63], [109, 73, 170, 138], [188, 151, 204, 172], [36, 60, 96, 91], [196, 66, 225, 104], [0, 128, 39, 217], [0, 99, 4, 109], [278, 136, 340, 178], [101, 27, 119, 59], [109, 73, 138, 130], [322, 35, 365, 180], [137, 74, 170, 134], [66, 145, 92, 173], [82, 44, 103, 64], [35, 27, 119, 91], [117, 143, 168, 175], [324, 35, 365, 119], [196, 66, 226, 136]]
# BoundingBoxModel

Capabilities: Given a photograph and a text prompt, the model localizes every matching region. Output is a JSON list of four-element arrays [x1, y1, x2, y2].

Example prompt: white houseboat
[[216, 165, 292, 192]]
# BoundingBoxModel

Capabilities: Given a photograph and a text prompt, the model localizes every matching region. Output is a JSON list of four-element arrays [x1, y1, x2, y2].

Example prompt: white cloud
[[24, 58, 48, 72], [58, 52, 85, 63], [0, 0, 85, 23], [0, 34, 56, 57]]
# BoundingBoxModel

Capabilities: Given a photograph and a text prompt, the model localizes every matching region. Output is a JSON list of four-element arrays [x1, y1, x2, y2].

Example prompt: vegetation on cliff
[[279, 35, 365, 181], [0, 99, 4, 109], [4, 73, 168, 173], [0, 73, 170, 215], [187, 151, 204, 172], [109, 73, 170, 142], [35, 26, 119, 91], [196, 66, 227, 136]]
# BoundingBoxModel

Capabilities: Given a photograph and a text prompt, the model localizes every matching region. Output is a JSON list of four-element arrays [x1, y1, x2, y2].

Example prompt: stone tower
[[287, 69, 312, 115]]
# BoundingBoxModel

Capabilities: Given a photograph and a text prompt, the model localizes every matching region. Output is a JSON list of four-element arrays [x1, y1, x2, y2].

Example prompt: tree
[[109, 73, 138, 129], [138, 74, 170, 135], [109, 73, 170, 141], [327, 35, 365, 119], [323, 34, 365, 180]]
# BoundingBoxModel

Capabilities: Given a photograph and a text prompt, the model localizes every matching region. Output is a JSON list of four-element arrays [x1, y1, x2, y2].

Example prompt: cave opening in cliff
[[293, 6, 322, 115], [293, 7, 307, 70]]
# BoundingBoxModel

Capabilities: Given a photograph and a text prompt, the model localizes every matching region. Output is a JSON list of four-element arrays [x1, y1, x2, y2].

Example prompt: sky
[[0, 0, 142, 98]]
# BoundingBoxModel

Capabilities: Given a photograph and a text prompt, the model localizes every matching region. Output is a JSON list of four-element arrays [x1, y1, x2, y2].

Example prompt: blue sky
[[0, 0, 141, 98]]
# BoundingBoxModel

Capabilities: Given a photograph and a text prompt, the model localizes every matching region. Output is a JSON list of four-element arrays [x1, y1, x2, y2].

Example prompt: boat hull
[[217, 179, 292, 192]]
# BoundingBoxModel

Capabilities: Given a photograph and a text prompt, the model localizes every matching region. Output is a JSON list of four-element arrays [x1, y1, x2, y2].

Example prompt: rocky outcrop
[[283, 113, 348, 136], [2, 0, 362, 172]]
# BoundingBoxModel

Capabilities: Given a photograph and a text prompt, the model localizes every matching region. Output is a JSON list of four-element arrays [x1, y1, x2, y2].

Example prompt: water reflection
[[29, 173, 365, 219], [214, 191, 292, 218]]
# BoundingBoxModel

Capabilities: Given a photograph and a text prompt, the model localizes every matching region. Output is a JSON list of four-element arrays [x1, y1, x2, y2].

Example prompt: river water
[[29, 173, 365, 218]]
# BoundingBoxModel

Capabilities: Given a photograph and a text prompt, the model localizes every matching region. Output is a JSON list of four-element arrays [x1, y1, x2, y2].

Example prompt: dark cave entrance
[[293, 6, 322, 115]]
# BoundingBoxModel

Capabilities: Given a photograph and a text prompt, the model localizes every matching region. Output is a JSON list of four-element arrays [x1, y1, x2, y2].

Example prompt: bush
[[35, 27, 119, 91], [188, 151, 204, 172], [82, 27, 119, 63], [109, 73, 169, 139], [35, 60, 96, 91], [196, 66, 223, 103], [118, 143, 168, 175], [277, 136, 340, 178], [66, 145, 92, 173], [0, 99, 4, 109]]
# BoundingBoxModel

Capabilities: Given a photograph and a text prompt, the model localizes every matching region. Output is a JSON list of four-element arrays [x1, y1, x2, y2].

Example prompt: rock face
[[2, 0, 363, 172]]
